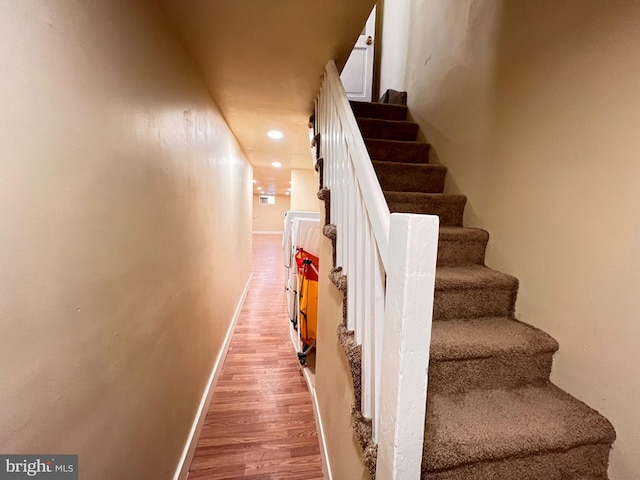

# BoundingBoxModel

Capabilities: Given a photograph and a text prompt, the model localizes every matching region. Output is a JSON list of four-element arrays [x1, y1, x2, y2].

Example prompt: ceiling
[[159, 0, 376, 196]]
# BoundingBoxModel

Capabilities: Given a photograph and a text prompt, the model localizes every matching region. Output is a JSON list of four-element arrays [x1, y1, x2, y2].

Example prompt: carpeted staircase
[[338, 100, 616, 479]]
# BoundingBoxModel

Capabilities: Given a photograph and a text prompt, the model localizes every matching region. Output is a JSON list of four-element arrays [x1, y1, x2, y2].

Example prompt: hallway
[[187, 234, 324, 479]]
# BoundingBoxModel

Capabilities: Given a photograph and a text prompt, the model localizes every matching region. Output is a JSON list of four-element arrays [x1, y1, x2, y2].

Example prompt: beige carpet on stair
[[316, 97, 616, 480]]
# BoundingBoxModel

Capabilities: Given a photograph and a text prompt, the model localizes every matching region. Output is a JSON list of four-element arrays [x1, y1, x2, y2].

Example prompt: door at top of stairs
[[341, 6, 376, 102]]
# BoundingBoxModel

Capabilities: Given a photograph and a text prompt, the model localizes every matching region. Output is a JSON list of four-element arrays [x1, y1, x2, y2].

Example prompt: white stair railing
[[316, 60, 439, 480]]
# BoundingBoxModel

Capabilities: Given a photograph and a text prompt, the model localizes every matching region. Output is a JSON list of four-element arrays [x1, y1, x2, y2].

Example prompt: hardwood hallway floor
[[188, 234, 324, 480]]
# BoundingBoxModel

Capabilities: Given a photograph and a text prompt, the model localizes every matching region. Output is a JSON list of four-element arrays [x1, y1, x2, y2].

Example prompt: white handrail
[[316, 60, 438, 480], [324, 61, 391, 268]]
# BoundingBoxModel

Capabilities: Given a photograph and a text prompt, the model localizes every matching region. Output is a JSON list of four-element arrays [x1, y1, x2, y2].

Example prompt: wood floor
[[188, 234, 324, 480]]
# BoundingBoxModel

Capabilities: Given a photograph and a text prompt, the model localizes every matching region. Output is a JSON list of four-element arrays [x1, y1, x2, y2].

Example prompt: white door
[[341, 6, 376, 102]]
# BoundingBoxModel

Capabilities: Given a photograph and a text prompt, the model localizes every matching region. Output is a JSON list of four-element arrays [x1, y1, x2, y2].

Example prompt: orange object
[[295, 248, 319, 346]]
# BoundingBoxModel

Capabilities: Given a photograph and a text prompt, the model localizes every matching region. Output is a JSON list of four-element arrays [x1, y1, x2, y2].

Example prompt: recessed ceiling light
[[272, 162, 282, 168], [257, 187, 262, 190], [285, 192, 290, 195], [267, 130, 283, 140], [252, 179, 256, 183], [286, 188, 291, 191]]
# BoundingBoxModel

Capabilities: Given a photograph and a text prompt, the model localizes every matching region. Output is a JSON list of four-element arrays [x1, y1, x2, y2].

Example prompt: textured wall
[[379, 0, 640, 477], [0, 1, 252, 478]]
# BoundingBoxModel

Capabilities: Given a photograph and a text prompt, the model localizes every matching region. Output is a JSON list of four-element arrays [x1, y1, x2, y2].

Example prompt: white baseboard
[[307, 377, 332, 480], [173, 273, 253, 480], [288, 323, 330, 479]]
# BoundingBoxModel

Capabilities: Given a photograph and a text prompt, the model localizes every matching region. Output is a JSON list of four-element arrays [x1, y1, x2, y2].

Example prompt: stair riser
[[386, 196, 465, 227], [374, 163, 446, 194], [357, 119, 419, 141], [437, 237, 488, 267], [350, 101, 408, 121], [428, 353, 554, 395], [424, 443, 611, 480], [433, 288, 517, 320], [365, 139, 430, 163]]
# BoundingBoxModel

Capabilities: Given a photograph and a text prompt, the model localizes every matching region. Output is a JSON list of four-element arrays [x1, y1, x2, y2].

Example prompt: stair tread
[[364, 138, 430, 164], [357, 117, 418, 127], [438, 226, 488, 241], [350, 100, 408, 121], [372, 160, 446, 171], [384, 192, 467, 226], [356, 117, 419, 141], [350, 100, 407, 108], [365, 137, 429, 147], [373, 161, 446, 194], [384, 191, 465, 200], [430, 317, 559, 361], [435, 265, 518, 290], [384, 192, 467, 210], [424, 383, 616, 472]]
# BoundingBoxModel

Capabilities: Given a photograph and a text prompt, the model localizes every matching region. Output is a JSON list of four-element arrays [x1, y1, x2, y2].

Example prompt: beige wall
[[378, 0, 410, 95], [252, 194, 290, 232], [0, 1, 252, 479], [290, 168, 320, 212], [381, 0, 640, 477], [315, 210, 371, 480]]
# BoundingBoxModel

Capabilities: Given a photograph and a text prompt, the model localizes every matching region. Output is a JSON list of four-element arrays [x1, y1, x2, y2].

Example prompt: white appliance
[[282, 211, 320, 357], [283, 210, 320, 283]]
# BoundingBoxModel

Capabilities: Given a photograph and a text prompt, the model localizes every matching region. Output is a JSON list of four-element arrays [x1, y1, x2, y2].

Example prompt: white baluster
[[372, 236, 385, 442], [336, 129, 346, 270], [354, 179, 365, 346], [361, 191, 373, 419], [346, 163, 357, 332]]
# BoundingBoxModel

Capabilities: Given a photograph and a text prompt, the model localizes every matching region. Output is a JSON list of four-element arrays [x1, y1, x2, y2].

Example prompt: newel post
[[375, 213, 439, 480]]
